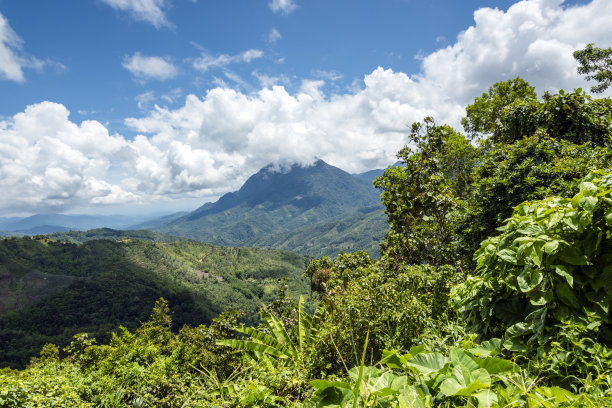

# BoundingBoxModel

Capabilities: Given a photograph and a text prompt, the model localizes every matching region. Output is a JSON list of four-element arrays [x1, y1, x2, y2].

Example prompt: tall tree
[[461, 77, 536, 140], [574, 43, 612, 93]]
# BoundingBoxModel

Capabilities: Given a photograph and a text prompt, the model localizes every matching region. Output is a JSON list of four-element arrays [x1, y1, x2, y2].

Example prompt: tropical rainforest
[[1, 44, 611, 407]]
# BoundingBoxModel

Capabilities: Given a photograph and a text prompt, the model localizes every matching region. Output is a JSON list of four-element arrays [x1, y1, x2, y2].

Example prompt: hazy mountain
[[0, 213, 178, 236], [352, 161, 401, 184], [154, 160, 383, 247]]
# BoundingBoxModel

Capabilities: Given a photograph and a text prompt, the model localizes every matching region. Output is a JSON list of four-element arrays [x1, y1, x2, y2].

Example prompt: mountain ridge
[[154, 159, 384, 249]]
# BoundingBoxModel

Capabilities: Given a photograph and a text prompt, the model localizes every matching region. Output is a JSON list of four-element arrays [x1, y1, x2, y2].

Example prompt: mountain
[[154, 160, 383, 248], [0, 213, 157, 234], [246, 208, 388, 258], [0, 235, 309, 368], [352, 161, 401, 184]]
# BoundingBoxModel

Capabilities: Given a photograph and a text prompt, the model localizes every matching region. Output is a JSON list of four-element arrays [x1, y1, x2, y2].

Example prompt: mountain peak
[[159, 159, 382, 244]]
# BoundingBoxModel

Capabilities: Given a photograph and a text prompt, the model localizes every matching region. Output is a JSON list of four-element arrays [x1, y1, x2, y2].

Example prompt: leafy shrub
[[453, 169, 612, 384], [305, 252, 463, 376]]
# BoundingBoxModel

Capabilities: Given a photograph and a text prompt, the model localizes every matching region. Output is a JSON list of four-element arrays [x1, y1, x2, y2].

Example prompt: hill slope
[[247, 208, 388, 258], [155, 160, 383, 247], [0, 236, 309, 368]]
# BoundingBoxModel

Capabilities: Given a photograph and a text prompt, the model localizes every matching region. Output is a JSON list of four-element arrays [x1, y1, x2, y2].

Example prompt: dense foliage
[[0, 237, 308, 368], [2, 61, 612, 406]]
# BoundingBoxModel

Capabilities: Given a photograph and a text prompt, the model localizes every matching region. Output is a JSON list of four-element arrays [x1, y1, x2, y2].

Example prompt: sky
[[0, 0, 611, 217]]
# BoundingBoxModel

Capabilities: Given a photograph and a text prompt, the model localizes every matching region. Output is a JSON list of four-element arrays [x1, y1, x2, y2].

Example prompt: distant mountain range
[[0, 213, 159, 235]]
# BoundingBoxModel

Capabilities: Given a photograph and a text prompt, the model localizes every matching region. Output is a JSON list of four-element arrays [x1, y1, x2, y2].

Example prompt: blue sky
[[0, 0, 610, 216], [1, 0, 520, 131]]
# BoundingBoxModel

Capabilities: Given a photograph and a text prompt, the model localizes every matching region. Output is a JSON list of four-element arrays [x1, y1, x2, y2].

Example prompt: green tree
[[461, 77, 536, 140], [574, 43, 612, 93], [374, 118, 478, 268], [457, 132, 612, 265]]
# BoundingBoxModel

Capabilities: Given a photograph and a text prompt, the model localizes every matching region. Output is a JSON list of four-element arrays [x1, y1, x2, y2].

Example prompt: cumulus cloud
[[417, 0, 612, 106], [123, 53, 178, 80], [100, 0, 172, 29], [3, 0, 612, 214], [269, 0, 297, 15], [0, 102, 137, 213], [192, 49, 264, 72]]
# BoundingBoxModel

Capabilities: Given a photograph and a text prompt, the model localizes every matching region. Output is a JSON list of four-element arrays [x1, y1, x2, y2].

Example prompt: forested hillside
[[0, 236, 308, 368], [246, 208, 387, 258], [1, 45, 612, 407]]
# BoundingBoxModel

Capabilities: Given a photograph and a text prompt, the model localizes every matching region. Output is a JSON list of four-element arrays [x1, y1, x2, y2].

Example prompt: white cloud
[[417, 0, 612, 107], [0, 102, 137, 213], [252, 72, 290, 88], [192, 49, 264, 72], [135, 91, 156, 110], [123, 53, 178, 80], [0, 13, 25, 82], [268, 28, 282, 43], [0, 13, 63, 83], [100, 0, 172, 29], [269, 0, 297, 15], [312, 69, 343, 81]]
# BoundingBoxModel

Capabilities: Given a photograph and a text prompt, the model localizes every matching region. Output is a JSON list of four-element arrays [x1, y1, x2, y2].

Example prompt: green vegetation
[[2, 50, 612, 406], [0, 236, 308, 369], [247, 209, 388, 259]]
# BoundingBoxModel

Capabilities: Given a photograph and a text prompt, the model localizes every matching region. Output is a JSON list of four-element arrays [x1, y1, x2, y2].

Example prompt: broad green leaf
[[606, 211, 612, 226], [494, 298, 532, 325], [260, 308, 296, 360], [542, 240, 560, 255], [405, 352, 448, 375], [309, 380, 352, 391], [398, 387, 430, 408], [473, 389, 499, 408], [234, 326, 293, 356], [297, 295, 307, 357], [497, 248, 517, 264], [534, 386, 576, 403], [503, 336, 527, 352], [528, 290, 553, 306], [216, 339, 288, 359], [517, 268, 543, 292], [450, 349, 480, 372], [468, 339, 501, 357], [559, 247, 589, 266], [579, 195, 598, 211], [477, 356, 519, 374], [563, 214, 581, 231], [409, 344, 426, 357], [579, 181, 598, 196], [381, 350, 405, 370], [439, 365, 491, 397], [594, 266, 612, 299]]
